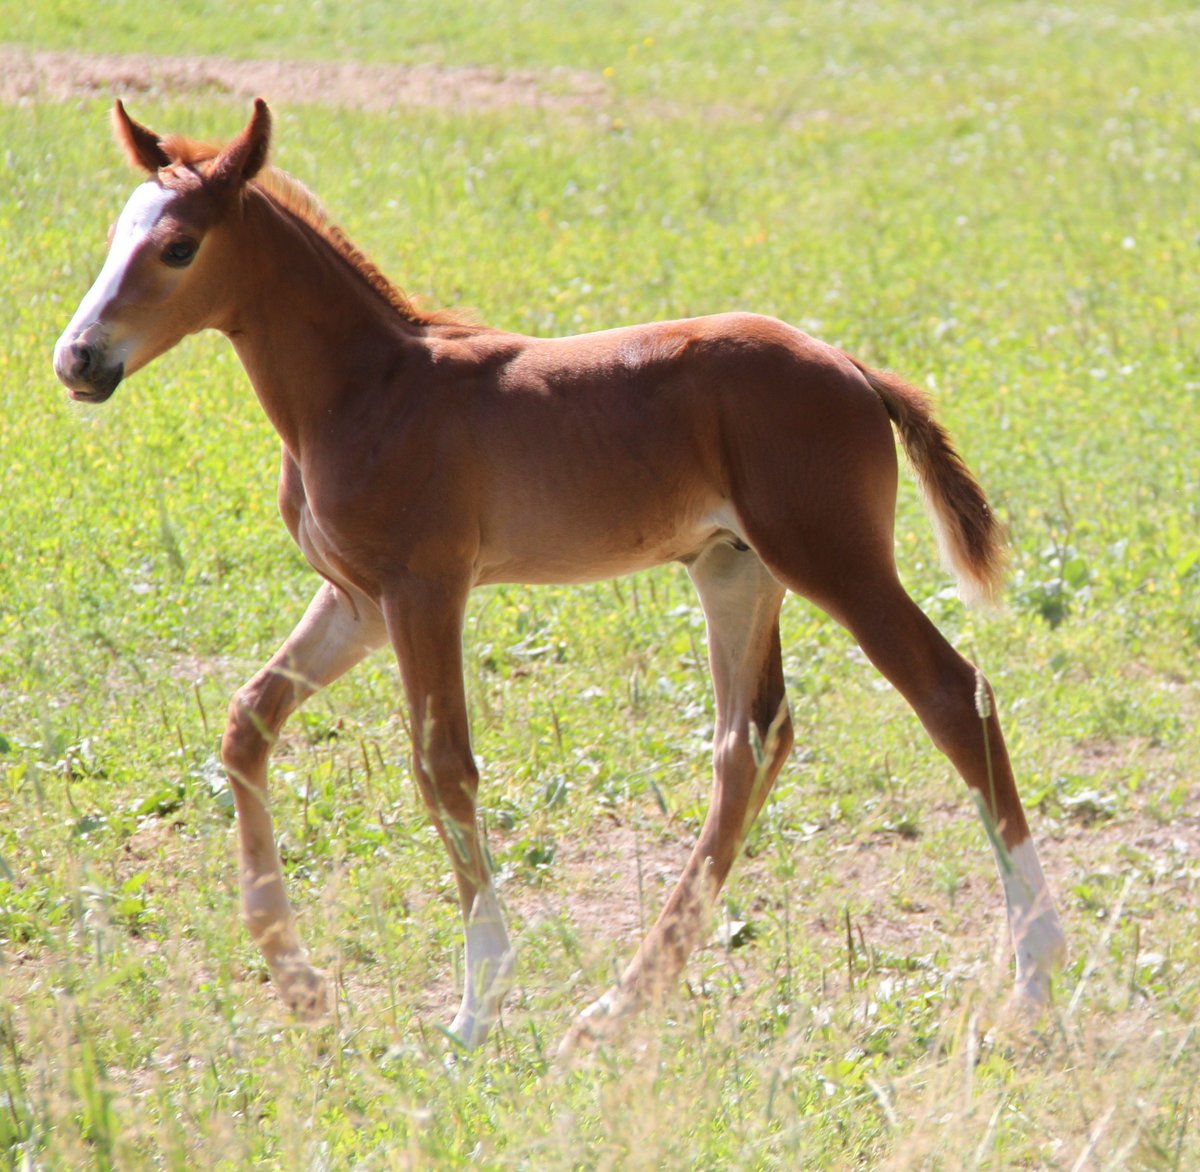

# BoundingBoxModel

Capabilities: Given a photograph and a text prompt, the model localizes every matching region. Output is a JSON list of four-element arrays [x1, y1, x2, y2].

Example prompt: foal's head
[[54, 100, 273, 402]]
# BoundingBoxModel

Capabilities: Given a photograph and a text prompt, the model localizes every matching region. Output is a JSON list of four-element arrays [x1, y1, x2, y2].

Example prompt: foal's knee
[[221, 682, 282, 784]]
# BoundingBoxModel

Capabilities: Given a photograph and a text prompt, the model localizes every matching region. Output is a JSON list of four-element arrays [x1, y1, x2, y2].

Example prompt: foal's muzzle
[[53, 339, 124, 403]]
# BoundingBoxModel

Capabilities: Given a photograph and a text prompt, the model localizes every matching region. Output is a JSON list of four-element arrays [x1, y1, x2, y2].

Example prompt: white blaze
[[55, 181, 175, 359]]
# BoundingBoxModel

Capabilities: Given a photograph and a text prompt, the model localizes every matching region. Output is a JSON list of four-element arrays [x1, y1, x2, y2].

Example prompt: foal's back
[[412, 311, 894, 587]]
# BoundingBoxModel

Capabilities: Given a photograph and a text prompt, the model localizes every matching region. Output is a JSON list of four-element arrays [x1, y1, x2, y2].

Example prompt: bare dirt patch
[[0, 45, 609, 114], [347, 790, 1200, 1035]]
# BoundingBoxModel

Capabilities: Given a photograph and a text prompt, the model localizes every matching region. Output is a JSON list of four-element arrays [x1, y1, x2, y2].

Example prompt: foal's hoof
[[979, 972, 1059, 1053], [1008, 962, 1060, 1023], [447, 1009, 494, 1051], [555, 988, 636, 1062], [273, 960, 330, 1022]]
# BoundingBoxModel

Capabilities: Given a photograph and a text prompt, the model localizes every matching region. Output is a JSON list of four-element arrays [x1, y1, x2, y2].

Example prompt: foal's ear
[[208, 99, 272, 194], [112, 100, 171, 173]]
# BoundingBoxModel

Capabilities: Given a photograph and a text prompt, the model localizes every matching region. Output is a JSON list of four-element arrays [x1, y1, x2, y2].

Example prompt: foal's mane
[[161, 135, 464, 328]]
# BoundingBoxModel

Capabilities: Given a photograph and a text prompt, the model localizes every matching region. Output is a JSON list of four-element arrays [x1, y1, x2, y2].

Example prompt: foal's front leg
[[222, 582, 387, 1016], [384, 577, 514, 1049]]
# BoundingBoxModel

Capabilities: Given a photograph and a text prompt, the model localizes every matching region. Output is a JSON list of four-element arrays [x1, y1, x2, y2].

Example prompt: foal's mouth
[[61, 363, 124, 404], [66, 374, 123, 407]]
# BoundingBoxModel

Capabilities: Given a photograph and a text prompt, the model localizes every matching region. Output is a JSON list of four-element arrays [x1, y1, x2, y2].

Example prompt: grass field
[[2, 2, 1199, 1167]]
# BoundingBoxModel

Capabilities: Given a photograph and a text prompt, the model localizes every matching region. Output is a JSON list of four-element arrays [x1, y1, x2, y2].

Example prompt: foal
[[54, 100, 1066, 1053]]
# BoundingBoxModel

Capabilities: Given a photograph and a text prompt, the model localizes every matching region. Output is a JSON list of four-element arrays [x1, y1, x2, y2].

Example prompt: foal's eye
[[162, 239, 198, 268]]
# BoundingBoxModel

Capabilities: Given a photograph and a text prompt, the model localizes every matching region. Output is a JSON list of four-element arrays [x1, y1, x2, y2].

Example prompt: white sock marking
[[1001, 839, 1067, 1003], [449, 883, 514, 1048]]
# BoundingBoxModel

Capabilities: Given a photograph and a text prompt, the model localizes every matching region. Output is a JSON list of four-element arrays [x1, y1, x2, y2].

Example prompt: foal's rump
[[661, 312, 1003, 610]]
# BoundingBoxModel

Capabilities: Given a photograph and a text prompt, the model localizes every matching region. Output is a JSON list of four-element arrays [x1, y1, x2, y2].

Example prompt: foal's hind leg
[[222, 581, 387, 1017], [845, 582, 1065, 1005], [559, 542, 793, 1055], [775, 550, 1066, 1010]]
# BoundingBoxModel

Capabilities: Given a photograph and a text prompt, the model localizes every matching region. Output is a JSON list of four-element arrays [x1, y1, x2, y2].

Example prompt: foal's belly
[[473, 505, 743, 587]]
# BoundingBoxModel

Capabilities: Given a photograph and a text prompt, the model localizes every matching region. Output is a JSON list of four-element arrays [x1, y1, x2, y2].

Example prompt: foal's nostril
[[73, 343, 94, 376]]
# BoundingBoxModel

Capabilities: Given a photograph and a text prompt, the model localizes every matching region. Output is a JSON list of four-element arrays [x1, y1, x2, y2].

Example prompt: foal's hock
[[54, 100, 1066, 1053]]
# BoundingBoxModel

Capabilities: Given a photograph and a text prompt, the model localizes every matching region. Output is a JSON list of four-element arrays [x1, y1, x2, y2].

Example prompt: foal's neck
[[221, 189, 422, 457]]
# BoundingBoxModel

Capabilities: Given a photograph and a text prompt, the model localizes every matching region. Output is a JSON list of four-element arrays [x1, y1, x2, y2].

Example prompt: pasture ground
[[1, 3, 1198, 1167]]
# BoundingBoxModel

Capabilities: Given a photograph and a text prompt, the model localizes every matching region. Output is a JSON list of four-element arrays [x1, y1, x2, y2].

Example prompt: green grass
[[2, 3, 1200, 1167]]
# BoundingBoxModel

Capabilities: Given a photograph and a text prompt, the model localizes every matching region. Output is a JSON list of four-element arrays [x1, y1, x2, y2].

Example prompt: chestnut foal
[[54, 101, 1065, 1053]]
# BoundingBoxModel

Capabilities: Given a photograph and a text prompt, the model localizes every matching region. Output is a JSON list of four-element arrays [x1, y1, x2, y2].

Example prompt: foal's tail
[[851, 358, 1005, 607]]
